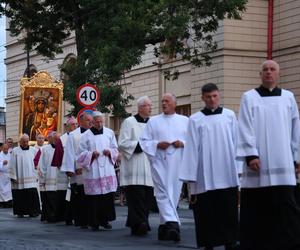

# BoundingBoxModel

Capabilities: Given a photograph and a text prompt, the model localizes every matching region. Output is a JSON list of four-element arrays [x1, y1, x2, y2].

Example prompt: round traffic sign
[[76, 83, 100, 107], [77, 107, 96, 124]]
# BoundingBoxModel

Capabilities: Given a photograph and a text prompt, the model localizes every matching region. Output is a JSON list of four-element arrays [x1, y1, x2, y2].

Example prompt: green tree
[[0, 0, 247, 116]]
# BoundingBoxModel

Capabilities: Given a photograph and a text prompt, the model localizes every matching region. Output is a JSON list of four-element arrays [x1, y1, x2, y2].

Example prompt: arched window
[[60, 54, 77, 83]]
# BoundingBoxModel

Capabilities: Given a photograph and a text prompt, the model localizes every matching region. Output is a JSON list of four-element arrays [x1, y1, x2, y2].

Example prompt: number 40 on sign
[[76, 83, 100, 107]]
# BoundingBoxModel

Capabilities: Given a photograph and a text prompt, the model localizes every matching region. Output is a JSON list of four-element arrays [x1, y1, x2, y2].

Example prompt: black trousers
[[240, 186, 300, 250], [87, 192, 116, 227], [12, 188, 40, 216], [71, 184, 88, 226], [125, 185, 153, 230], [192, 187, 239, 248], [40, 191, 58, 222], [55, 190, 72, 222]]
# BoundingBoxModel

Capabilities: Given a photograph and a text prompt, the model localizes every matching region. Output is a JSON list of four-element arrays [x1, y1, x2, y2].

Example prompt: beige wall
[[273, 0, 300, 103]]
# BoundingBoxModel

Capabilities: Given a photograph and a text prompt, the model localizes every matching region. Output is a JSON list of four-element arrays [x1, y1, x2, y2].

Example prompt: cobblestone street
[[0, 203, 223, 250]]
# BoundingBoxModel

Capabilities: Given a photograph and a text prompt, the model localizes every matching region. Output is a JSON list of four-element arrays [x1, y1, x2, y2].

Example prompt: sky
[[0, 15, 6, 107]]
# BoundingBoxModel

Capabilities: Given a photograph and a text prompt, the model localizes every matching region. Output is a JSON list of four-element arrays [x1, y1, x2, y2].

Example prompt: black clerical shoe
[[29, 213, 40, 218], [65, 220, 73, 226], [17, 214, 24, 218], [166, 228, 181, 242], [165, 222, 181, 242], [132, 222, 148, 236], [80, 225, 88, 229], [158, 224, 168, 240]]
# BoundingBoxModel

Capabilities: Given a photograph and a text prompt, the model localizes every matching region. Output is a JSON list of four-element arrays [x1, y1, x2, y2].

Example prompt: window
[[109, 116, 124, 139], [60, 54, 77, 82], [175, 104, 191, 117]]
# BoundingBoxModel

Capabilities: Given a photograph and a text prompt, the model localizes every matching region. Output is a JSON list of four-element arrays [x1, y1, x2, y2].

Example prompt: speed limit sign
[[76, 83, 100, 107]]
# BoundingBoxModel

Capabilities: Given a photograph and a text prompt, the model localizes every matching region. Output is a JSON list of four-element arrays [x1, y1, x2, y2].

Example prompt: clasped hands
[[92, 149, 111, 158], [157, 140, 184, 150]]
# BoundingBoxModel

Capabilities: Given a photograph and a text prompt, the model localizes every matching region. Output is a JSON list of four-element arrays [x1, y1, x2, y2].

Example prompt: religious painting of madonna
[[19, 71, 63, 143]]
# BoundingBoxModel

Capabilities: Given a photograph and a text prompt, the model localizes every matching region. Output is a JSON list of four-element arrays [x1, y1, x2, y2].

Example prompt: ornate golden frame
[[19, 71, 63, 144]]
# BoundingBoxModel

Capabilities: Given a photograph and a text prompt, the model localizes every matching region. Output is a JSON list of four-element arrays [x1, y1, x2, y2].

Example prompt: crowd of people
[[1, 60, 300, 250]]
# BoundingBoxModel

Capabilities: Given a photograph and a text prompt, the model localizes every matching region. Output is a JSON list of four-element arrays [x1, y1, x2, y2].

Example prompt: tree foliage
[[0, 0, 247, 117]]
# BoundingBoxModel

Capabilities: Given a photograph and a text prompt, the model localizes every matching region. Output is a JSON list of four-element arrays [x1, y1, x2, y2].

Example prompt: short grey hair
[[20, 133, 29, 141], [79, 112, 92, 122], [137, 96, 151, 108], [163, 93, 177, 102], [92, 111, 104, 118]]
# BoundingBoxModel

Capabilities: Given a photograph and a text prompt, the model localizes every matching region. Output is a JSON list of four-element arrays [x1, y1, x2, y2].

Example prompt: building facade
[[5, 0, 300, 140], [0, 107, 6, 142]]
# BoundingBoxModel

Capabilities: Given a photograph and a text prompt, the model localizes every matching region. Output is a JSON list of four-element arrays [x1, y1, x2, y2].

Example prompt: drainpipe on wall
[[267, 0, 274, 59]]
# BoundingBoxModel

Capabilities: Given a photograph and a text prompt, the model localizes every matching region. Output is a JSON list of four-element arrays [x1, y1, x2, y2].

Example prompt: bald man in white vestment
[[237, 60, 300, 250], [9, 134, 40, 217]]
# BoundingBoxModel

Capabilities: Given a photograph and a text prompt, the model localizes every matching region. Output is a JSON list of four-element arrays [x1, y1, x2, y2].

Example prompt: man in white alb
[[180, 83, 239, 250], [237, 60, 300, 250], [0, 143, 12, 207], [140, 93, 188, 242], [9, 134, 40, 217], [118, 96, 153, 236]]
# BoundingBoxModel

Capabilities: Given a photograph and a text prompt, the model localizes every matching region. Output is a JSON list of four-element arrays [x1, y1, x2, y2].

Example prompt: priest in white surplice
[[237, 60, 300, 250], [60, 112, 92, 228], [119, 96, 154, 236], [140, 93, 188, 242], [179, 83, 239, 250], [76, 111, 118, 231], [0, 144, 12, 207], [39, 131, 58, 222], [9, 134, 40, 217]]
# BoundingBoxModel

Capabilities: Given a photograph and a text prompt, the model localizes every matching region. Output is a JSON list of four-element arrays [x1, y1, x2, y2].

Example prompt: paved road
[[0, 203, 224, 250]]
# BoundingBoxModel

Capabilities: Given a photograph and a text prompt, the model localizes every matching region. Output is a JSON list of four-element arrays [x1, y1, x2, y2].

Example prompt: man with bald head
[[140, 93, 188, 242], [9, 134, 40, 217], [237, 60, 300, 250]]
